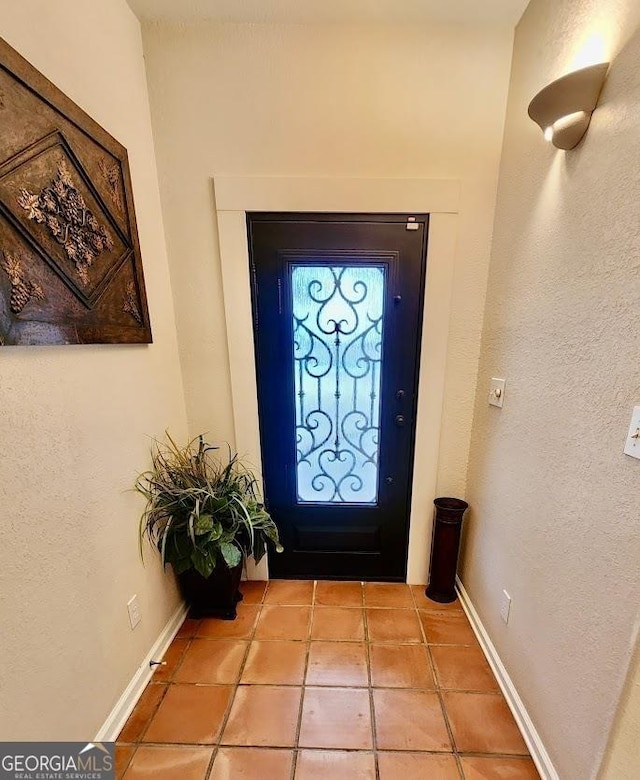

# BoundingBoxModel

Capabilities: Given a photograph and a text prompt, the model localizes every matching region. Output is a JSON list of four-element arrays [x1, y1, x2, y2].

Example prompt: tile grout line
[[289, 579, 316, 780], [190, 636, 481, 648], [116, 745, 136, 780], [121, 737, 530, 758], [131, 739, 530, 758], [362, 583, 381, 780], [203, 584, 267, 780], [414, 588, 466, 780], [117, 681, 505, 694], [418, 602, 465, 779], [203, 746, 218, 780]]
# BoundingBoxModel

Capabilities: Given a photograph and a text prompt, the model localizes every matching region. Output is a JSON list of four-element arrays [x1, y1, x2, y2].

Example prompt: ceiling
[[127, 0, 529, 27]]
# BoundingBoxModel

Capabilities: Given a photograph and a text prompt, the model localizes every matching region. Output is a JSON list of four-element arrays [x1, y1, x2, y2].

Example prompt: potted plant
[[136, 433, 282, 619]]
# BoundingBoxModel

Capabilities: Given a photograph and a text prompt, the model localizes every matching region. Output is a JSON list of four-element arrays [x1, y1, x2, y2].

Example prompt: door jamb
[[213, 176, 460, 583]]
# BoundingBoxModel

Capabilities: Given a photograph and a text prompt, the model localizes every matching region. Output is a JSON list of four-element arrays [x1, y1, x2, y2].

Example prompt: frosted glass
[[291, 264, 385, 503]]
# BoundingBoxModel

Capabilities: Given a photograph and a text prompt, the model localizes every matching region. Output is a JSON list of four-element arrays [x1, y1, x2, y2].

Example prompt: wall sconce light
[[528, 63, 609, 150]]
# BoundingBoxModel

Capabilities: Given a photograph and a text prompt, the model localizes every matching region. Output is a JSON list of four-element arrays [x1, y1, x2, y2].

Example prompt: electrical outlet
[[500, 590, 511, 624], [127, 595, 141, 630]]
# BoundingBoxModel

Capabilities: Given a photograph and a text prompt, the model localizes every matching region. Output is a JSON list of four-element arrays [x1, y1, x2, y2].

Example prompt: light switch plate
[[623, 406, 640, 460], [489, 378, 506, 408], [500, 590, 512, 624]]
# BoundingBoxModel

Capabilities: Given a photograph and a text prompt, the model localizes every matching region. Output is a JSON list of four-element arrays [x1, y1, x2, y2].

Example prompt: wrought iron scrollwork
[[292, 265, 385, 503]]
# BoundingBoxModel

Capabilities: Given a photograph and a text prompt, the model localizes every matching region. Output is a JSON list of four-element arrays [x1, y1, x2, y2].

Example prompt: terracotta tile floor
[[117, 580, 540, 779]]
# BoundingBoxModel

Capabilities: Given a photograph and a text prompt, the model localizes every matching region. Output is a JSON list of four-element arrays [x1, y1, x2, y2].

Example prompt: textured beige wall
[[0, 1, 188, 739], [140, 21, 514, 499], [600, 631, 640, 779], [464, 1, 640, 778]]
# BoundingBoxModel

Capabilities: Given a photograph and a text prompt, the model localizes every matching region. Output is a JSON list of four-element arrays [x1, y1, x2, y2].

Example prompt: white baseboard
[[95, 601, 188, 742], [456, 577, 560, 780]]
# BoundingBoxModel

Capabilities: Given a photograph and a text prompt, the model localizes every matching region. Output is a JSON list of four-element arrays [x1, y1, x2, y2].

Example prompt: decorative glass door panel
[[292, 264, 385, 504], [249, 214, 428, 581]]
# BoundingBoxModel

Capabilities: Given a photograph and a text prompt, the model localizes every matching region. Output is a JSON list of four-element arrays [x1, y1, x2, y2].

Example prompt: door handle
[[395, 414, 405, 427]]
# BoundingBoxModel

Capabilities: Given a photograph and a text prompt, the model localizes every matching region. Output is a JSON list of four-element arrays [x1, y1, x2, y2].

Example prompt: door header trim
[[214, 176, 460, 214]]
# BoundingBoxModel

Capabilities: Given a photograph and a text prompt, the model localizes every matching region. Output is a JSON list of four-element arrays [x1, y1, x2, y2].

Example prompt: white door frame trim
[[213, 176, 460, 583]]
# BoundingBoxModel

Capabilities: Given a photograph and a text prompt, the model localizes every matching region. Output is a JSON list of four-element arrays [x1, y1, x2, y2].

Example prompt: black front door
[[248, 213, 428, 581]]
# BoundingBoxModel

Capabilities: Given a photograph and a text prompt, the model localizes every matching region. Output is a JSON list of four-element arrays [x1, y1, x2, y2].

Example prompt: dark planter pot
[[426, 497, 468, 604], [176, 562, 243, 619]]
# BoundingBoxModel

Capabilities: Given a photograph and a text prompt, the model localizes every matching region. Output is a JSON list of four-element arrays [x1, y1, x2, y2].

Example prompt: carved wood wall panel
[[0, 37, 152, 345]]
